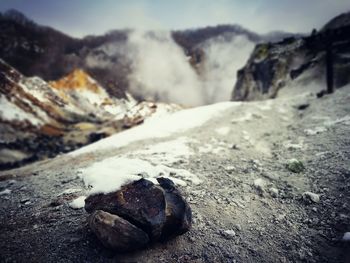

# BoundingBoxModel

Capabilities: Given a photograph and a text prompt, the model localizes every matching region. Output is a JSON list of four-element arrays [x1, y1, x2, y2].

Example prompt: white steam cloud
[[126, 30, 254, 106], [200, 34, 255, 104], [127, 31, 203, 106]]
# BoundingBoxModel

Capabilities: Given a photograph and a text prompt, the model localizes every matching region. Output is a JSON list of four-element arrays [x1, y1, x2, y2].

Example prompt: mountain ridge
[[0, 9, 298, 103]]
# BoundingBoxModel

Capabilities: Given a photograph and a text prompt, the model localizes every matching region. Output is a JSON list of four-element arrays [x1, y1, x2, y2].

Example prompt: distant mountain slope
[[232, 13, 350, 101], [322, 10, 350, 30], [0, 60, 180, 169], [0, 9, 295, 104]]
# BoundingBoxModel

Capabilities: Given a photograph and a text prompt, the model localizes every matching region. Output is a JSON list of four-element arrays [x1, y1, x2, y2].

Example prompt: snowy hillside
[[0, 81, 349, 262], [0, 60, 181, 169]]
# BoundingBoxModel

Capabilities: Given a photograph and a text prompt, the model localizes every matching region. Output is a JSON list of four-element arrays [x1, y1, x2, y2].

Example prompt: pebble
[[302, 192, 320, 203], [20, 198, 30, 204], [269, 187, 279, 198], [225, 166, 236, 172], [342, 232, 350, 241], [7, 180, 17, 186], [253, 178, 266, 191], [0, 189, 11, 196], [286, 159, 305, 173]]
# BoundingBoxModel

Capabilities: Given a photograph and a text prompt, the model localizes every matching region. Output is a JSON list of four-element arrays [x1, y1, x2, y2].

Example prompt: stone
[[253, 178, 266, 192], [269, 187, 279, 198], [89, 210, 149, 252], [85, 178, 192, 251], [0, 189, 11, 196], [225, 166, 236, 172], [157, 177, 192, 240], [220, 229, 236, 239], [286, 159, 305, 173], [297, 103, 310, 110], [302, 192, 320, 203], [342, 232, 350, 241], [85, 179, 167, 241]]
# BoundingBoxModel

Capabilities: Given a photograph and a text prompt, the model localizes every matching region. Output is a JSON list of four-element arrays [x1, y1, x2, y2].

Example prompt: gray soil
[[0, 86, 349, 263]]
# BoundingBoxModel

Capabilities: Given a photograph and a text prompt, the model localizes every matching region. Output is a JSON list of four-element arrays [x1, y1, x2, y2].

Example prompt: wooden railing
[[304, 25, 350, 94]]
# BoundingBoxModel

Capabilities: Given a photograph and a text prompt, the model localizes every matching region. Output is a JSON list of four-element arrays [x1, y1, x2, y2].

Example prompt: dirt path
[[0, 86, 349, 262]]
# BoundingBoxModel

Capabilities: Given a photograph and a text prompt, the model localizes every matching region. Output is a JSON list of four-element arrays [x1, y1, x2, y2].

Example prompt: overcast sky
[[0, 0, 349, 37]]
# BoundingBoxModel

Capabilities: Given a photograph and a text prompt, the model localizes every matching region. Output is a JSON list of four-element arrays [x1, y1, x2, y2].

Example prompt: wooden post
[[326, 42, 334, 94]]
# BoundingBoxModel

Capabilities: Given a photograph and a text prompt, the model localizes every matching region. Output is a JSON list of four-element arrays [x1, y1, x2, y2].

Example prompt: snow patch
[[198, 138, 229, 154], [79, 157, 201, 195], [71, 101, 235, 156], [69, 196, 86, 209], [215, 127, 230, 136], [131, 137, 193, 164], [283, 139, 304, 150], [324, 115, 350, 126], [304, 127, 327, 136]]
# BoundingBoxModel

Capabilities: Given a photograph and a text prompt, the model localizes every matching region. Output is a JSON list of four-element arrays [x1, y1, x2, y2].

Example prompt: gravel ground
[[0, 85, 349, 263]]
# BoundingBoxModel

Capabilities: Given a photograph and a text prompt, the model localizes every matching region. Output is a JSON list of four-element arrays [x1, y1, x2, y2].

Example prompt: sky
[[0, 0, 349, 37]]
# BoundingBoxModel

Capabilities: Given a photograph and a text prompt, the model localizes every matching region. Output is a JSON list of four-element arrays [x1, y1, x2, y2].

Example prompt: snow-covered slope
[[1, 82, 349, 262]]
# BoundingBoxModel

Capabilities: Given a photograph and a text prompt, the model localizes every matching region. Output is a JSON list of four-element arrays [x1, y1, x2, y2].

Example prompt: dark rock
[[85, 178, 192, 251], [157, 177, 192, 240], [316, 90, 327, 98], [297, 103, 310, 110], [89, 210, 149, 252], [89, 132, 107, 143], [302, 192, 320, 203], [85, 179, 166, 241], [232, 22, 350, 101], [286, 159, 305, 173]]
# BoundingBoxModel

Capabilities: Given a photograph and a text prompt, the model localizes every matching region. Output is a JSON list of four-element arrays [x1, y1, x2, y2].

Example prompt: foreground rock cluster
[[85, 178, 192, 252]]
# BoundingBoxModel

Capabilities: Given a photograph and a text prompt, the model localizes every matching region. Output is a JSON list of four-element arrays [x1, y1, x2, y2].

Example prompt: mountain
[[0, 9, 129, 98], [322, 11, 350, 30], [0, 60, 180, 169], [232, 12, 350, 101], [0, 10, 295, 104]]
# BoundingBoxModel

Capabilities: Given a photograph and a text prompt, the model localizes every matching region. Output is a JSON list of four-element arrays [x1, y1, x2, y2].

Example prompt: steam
[[126, 30, 254, 106], [127, 31, 203, 106], [200, 34, 255, 104]]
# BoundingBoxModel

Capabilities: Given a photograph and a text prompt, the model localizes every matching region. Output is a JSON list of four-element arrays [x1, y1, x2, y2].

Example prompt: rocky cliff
[[232, 12, 350, 101], [0, 60, 180, 169]]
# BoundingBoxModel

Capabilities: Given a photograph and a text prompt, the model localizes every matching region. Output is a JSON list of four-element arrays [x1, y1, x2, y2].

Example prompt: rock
[[316, 90, 327, 98], [220, 229, 236, 239], [157, 177, 192, 240], [253, 178, 266, 192], [231, 144, 240, 150], [342, 232, 350, 241], [85, 179, 167, 241], [7, 180, 17, 186], [302, 192, 320, 203], [297, 103, 310, 110], [85, 178, 192, 251], [286, 159, 305, 173], [225, 166, 236, 173], [89, 210, 149, 252], [0, 189, 11, 196], [269, 187, 279, 198], [20, 198, 30, 204]]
